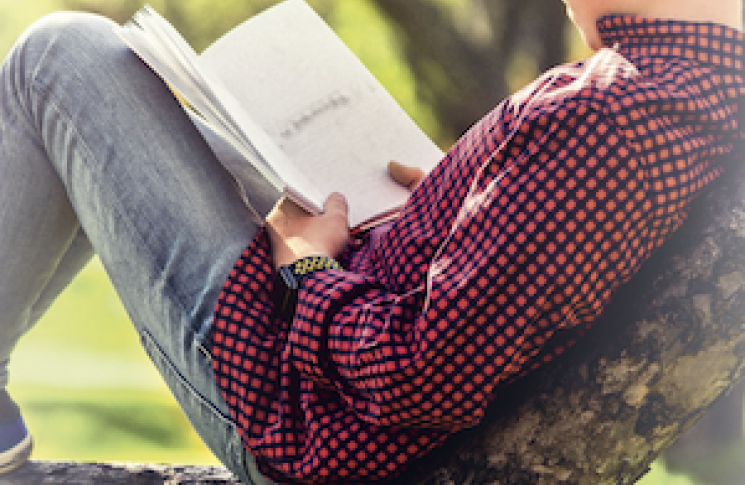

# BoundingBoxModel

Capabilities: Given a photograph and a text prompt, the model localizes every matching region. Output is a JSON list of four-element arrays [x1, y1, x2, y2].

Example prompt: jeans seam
[[140, 327, 233, 424]]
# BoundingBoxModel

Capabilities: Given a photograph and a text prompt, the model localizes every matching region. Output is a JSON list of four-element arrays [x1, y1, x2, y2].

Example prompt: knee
[[20, 11, 118, 51], [7, 12, 134, 97], [11, 12, 121, 76]]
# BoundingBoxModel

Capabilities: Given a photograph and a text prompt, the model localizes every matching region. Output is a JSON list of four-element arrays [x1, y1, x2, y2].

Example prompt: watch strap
[[275, 256, 342, 322], [288, 255, 343, 277]]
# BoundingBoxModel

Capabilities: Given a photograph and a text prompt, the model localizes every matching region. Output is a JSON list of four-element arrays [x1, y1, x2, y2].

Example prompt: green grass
[[640, 463, 697, 485], [11, 387, 214, 464], [7, 259, 218, 465]]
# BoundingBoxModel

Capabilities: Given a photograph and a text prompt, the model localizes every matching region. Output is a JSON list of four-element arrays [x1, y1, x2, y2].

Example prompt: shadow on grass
[[25, 399, 190, 448], [12, 389, 218, 464]]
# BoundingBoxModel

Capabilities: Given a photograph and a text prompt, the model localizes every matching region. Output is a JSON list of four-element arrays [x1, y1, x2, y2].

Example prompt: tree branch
[[2, 461, 241, 484]]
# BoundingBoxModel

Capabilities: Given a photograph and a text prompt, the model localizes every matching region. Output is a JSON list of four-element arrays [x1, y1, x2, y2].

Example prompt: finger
[[323, 193, 350, 255], [278, 196, 313, 219], [324, 193, 350, 241], [266, 196, 306, 235], [324, 192, 349, 218], [388, 161, 426, 190], [271, 195, 298, 213]]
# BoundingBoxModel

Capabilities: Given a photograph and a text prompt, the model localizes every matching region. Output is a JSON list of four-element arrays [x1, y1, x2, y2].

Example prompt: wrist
[[274, 237, 334, 268]]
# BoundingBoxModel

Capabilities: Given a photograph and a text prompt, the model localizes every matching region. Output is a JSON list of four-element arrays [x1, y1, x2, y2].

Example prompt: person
[[1, 0, 743, 482]]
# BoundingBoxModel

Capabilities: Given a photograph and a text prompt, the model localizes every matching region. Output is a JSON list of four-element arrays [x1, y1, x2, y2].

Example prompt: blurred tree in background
[[370, 0, 572, 141], [61, 0, 580, 144]]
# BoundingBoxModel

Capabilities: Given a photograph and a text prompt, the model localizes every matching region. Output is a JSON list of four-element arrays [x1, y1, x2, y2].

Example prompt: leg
[[0, 84, 85, 388], [0, 12, 279, 484], [0, 24, 94, 472], [28, 229, 94, 327], [0, 228, 91, 459]]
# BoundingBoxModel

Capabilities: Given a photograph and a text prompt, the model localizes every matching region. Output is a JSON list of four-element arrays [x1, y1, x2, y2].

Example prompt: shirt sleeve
[[214, 58, 727, 444], [284, 68, 726, 431], [285, 95, 632, 431]]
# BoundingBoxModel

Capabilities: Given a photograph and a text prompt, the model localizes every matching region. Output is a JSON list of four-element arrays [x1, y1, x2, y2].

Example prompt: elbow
[[337, 346, 488, 430]]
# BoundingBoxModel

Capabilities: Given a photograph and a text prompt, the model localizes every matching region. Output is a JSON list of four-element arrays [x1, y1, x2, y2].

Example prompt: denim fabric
[[0, 12, 279, 484]]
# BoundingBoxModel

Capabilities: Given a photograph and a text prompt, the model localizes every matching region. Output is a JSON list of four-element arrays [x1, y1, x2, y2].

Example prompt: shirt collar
[[597, 15, 745, 71]]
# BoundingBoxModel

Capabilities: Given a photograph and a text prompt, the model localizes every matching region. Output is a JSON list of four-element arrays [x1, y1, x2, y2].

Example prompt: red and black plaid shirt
[[210, 15, 745, 483]]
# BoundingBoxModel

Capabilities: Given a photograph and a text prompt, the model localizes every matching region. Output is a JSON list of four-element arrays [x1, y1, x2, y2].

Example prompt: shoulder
[[444, 49, 668, 167], [510, 48, 641, 120], [505, 46, 708, 138]]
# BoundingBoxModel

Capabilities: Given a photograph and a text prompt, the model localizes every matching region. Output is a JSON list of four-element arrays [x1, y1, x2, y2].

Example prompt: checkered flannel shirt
[[210, 15, 745, 483]]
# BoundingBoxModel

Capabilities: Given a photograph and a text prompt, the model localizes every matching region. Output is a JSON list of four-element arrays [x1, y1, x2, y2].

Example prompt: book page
[[199, 0, 444, 227], [118, 6, 316, 213]]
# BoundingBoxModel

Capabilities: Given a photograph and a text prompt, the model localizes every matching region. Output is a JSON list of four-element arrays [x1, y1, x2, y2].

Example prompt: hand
[[388, 161, 426, 191], [266, 193, 350, 268]]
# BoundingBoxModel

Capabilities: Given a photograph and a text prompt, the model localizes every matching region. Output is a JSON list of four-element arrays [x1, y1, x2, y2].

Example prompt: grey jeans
[[0, 12, 279, 485]]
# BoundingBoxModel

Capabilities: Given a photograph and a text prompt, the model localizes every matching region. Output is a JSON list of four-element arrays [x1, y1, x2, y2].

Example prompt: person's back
[[209, 0, 745, 482]]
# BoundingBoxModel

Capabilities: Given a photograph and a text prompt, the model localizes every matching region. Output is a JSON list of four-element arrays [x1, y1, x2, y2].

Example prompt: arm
[[264, 160, 511, 431]]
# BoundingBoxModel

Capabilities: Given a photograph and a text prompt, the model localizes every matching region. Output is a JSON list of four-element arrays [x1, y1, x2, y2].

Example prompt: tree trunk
[[389, 157, 745, 484]]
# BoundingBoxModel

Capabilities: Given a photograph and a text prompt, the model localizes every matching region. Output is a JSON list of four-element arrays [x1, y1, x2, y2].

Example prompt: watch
[[274, 256, 343, 322]]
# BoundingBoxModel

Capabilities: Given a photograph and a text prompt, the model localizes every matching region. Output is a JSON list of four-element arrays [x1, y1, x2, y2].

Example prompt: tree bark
[[0, 461, 241, 484], [387, 157, 745, 484]]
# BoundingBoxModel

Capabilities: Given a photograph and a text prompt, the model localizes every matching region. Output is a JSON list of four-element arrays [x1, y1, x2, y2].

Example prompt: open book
[[117, 0, 443, 230]]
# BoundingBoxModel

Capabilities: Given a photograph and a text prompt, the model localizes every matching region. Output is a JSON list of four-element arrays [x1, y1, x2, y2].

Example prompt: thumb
[[388, 161, 426, 190]]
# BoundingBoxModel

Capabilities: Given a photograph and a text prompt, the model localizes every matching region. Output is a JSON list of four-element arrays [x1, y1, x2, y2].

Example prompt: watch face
[[279, 265, 300, 290], [276, 265, 300, 323]]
